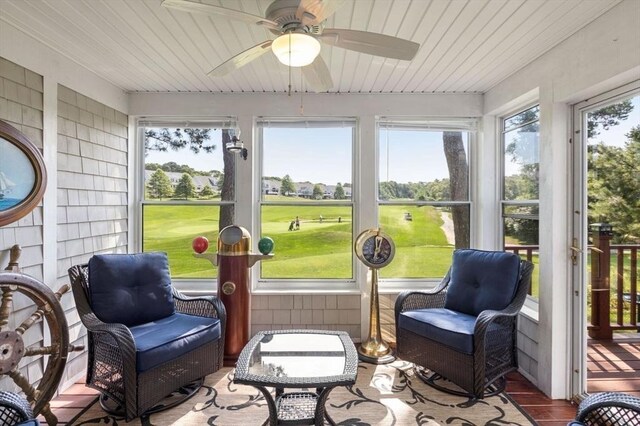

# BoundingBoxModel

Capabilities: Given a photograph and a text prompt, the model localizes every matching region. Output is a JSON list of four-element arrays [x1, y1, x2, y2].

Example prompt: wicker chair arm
[[576, 392, 640, 425], [80, 311, 136, 362], [473, 308, 517, 337], [394, 269, 450, 315], [172, 290, 227, 322]]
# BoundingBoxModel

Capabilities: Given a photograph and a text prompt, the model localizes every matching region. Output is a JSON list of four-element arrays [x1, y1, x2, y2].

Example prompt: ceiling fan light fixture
[[271, 33, 321, 67]]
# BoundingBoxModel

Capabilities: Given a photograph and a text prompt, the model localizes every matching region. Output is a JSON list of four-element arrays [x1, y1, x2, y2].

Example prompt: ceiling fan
[[161, 0, 420, 92]]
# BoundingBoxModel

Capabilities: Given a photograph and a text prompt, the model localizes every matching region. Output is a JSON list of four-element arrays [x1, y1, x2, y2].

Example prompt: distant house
[[262, 178, 281, 195], [260, 178, 352, 199]]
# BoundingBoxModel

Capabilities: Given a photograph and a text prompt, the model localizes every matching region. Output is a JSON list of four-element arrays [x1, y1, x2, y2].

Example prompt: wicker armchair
[[68, 252, 226, 421], [395, 249, 533, 399], [568, 392, 640, 426]]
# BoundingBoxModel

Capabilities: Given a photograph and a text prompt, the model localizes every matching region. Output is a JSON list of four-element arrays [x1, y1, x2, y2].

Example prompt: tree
[[145, 128, 215, 154], [200, 184, 214, 198], [147, 169, 173, 199], [443, 132, 470, 248], [219, 129, 235, 229], [334, 183, 346, 200], [588, 125, 640, 242], [174, 173, 196, 200], [312, 184, 324, 199], [144, 127, 235, 231], [145, 162, 161, 171], [280, 174, 296, 196], [587, 100, 634, 139]]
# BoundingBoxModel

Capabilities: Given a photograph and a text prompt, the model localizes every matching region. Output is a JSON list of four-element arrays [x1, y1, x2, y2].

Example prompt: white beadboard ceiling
[[0, 0, 621, 93]]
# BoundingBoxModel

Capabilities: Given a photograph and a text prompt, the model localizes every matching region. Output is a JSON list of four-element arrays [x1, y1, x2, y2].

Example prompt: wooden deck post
[[589, 223, 613, 340]]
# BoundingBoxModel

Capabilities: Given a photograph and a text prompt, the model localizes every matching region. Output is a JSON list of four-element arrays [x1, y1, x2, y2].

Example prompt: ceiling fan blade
[[319, 29, 419, 60], [162, 0, 279, 30], [296, 0, 345, 26], [302, 55, 334, 92], [208, 40, 273, 77]]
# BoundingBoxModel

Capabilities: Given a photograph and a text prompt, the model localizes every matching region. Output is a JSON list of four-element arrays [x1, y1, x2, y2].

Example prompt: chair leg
[[99, 377, 204, 419]]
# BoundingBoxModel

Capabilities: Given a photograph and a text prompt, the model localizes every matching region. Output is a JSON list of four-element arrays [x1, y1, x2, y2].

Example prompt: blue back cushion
[[88, 253, 175, 326], [444, 249, 521, 316]]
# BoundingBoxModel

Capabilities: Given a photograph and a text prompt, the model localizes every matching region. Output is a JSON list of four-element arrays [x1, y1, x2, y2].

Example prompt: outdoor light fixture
[[226, 135, 247, 160], [271, 33, 321, 67]]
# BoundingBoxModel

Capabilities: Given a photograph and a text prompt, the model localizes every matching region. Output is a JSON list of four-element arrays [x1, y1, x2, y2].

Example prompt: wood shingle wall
[[56, 85, 128, 387]]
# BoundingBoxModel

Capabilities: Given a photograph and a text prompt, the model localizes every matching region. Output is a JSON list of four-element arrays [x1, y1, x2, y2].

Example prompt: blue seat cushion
[[129, 313, 221, 372], [398, 308, 477, 354], [88, 253, 175, 327], [444, 249, 521, 316]]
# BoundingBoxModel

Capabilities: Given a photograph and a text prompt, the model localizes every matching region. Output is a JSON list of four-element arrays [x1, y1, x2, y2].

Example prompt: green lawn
[[143, 204, 461, 280], [143, 205, 222, 278], [142, 203, 542, 294]]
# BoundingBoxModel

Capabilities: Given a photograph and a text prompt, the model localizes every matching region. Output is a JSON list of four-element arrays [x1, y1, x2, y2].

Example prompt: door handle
[[570, 238, 581, 265], [570, 241, 604, 265]]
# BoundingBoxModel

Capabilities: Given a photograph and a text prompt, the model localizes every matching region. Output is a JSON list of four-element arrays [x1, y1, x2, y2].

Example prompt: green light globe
[[258, 237, 274, 255]]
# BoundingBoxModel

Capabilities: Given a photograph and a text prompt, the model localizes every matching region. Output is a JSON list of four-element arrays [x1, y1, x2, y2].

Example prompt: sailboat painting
[[0, 136, 36, 212]]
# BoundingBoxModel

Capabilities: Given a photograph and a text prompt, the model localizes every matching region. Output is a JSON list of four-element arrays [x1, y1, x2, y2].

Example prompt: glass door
[[571, 82, 640, 397]]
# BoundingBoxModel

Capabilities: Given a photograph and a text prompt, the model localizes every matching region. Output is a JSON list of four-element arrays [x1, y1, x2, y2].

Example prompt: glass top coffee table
[[233, 329, 358, 425]]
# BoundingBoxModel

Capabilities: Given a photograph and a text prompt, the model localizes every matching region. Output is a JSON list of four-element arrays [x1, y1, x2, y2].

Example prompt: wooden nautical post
[[195, 226, 272, 365], [589, 223, 613, 340]]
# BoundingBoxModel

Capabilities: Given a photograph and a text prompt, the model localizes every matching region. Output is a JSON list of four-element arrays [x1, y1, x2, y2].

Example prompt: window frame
[[135, 117, 238, 293], [499, 104, 540, 301], [376, 118, 476, 291], [253, 117, 360, 293]]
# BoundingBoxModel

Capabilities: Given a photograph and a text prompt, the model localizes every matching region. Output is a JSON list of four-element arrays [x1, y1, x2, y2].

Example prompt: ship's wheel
[[0, 245, 81, 425]]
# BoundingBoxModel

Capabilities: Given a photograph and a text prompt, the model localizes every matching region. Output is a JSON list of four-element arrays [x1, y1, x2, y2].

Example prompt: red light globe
[[192, 236, 209, 254]]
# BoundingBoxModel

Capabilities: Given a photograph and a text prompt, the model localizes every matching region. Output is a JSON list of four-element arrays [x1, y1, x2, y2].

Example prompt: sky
[[144, 95, 638, 185], [587, 95, 639, 147], [146, 126, 467, 185]]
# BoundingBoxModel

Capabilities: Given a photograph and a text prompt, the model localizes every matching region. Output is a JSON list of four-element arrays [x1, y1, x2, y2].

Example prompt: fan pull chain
[[288, 33, 292, 97], [300, 67, 304, 115]]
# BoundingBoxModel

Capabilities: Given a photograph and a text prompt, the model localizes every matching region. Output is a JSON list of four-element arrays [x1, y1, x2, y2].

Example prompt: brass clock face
[[355, 229, 395, 269]]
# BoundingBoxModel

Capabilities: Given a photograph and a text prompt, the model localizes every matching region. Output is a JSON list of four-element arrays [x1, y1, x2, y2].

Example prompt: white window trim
[[135, 117, 238, 294], [253, 117, 359, 293], [498, 104, 540, 307], [376, 118, 477, 291]]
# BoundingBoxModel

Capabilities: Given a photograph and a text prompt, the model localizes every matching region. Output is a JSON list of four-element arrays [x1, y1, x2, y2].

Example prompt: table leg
[[316, 386, 336, 426], [254, 385, 278, 426]]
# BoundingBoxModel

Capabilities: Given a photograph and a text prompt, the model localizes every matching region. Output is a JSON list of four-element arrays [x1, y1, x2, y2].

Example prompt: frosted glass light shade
[[271, 33, 321, 67]]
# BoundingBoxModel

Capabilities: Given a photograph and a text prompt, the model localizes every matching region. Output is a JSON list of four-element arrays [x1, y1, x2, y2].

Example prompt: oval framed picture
[[0, 119, 47, 227]]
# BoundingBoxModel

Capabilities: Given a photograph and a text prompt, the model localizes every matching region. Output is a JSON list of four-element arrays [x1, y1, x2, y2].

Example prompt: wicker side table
[[233, 329, 358, 426], [575, 392, 640, 426], [0, 391, 35, 425]]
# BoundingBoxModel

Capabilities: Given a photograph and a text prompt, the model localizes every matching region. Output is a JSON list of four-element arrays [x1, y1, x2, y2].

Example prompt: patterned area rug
[[72, 360, 534, 425]]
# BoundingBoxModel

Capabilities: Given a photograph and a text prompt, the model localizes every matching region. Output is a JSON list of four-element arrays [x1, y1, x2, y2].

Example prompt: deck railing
[[505, 240, 640, 336], [504, 245, 538, 296], [610, 244, 638, 331]]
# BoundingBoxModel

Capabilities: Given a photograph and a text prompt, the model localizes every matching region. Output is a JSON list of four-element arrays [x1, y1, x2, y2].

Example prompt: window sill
[[254, 279, 360, 293], [520, 296, 539, 322]]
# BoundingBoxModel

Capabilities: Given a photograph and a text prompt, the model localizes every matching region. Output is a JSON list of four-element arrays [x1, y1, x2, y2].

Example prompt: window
[[257, 119, 355, 280], [139, 119, 237, 278], [378, 120, 474, 279], [501, 105, 540, 297]]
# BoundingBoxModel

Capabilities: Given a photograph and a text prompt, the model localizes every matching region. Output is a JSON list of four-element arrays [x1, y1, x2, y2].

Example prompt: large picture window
[[501, 105, 540, 297], [258, 119, 355, 280], [378, 120, 473, 279], [139, 119, 237, 278]]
